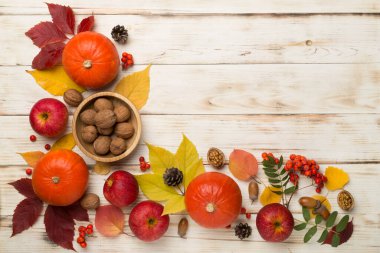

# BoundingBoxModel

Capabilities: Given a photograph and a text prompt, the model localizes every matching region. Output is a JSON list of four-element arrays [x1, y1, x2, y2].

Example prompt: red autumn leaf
[[25, 21, 67, 48], [324, 220, 354, 246], [46, 3, 75, 34], [65, 201, 89, 222], [8, 178, 37, 199], [32, 42, 65, 70], [44, 205, 75, 251], [11, 197, 43, 236], [77, 16, 95, 33], [95, 205, 125, 237]]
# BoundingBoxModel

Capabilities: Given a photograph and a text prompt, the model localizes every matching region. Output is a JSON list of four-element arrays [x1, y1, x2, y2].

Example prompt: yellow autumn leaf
[[135, 174, 180, 201], [260, 186, 282, 206], [309, 195, 331, 218], [146, 143, 178, 175], [93, 162, 111, 175], [162, 194, 186, 215], [18, 151, 45, 168], [184, 159, 205, 188], [325, 166, 350, 191], [114, 65, 151, 110], [51, 133, 76, 151], [26, 66, 85, 96]]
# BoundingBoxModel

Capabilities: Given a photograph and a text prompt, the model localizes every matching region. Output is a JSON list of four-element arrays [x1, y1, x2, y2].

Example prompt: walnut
[[97, 126, 113, 135], [94, 98, 113, 111], [80, 193, 100, 210], [80, 109, 97, 125], [114, 122, 135, 139], [95, 109, 116, 129], [110, 137, 127, 155], [93, 136, 111, 155], [63, 89, 83, 107], [81, 125, 98, 143], [114, 104, 131, 122]]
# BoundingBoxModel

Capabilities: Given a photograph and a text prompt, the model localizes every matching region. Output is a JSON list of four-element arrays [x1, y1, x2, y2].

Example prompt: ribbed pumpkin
[[185, 172, 242, 228], [62, 31, 119, 89], [32, 149, 89, 206]]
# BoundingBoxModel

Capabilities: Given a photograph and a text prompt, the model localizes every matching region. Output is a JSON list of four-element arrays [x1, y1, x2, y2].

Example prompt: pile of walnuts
[[79, 97, 135, 156]]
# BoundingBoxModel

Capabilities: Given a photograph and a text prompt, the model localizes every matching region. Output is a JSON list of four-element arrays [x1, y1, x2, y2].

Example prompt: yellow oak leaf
[[18, 151, 45, 168], [146, 143, 178, 175], [260, 186, 282, 206], [93, 162, 111, 175], [135, 174, 180, 201], [162, 194, 186, 215], [26, 66, 85, 96], [114, 65, 151, 110], [51, 133, 76, 151], [309, 195, 331, 218], [325, 166, 349, 191]]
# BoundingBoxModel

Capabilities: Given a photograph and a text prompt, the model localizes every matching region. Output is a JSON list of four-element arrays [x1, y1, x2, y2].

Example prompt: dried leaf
[[46, 3, 75, 34], [77, 16, 95, 33], [135, 174, 180, 201], [95, 205, 125, 237], [162, 194, 186, 215], [32, 42, 65, 70], [323, 220, 354, 246], [146, 143, 178, 175], [18, 151, 44, 168], [27, 66, 85, 96], [229, 149, 258, 181], [310, 195, 331, 219], [51, 133, 76, 151], [114, 65, 151, 110], [25, 21, 67, 48], [259, 186, 282, 206], [325, 166, 349, 191], [9, 178, 37, 199], [11, 198, 43, 237], [65, 202, 89, 222], [93, 162, 111, 175]]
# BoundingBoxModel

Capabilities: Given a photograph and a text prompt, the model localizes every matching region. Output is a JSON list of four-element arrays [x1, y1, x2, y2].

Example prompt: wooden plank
[[1, 64, 380, 116], [0, 0, 379, 14], [1, 15, 380, 65], [1, 114, 379, 166]]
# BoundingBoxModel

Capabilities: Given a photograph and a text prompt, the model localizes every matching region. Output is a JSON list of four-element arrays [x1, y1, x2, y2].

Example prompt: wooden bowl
[[73, 92, 142, 163]]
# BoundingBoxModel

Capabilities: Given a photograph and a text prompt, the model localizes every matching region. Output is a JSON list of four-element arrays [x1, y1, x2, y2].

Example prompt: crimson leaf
[[44, 205, 75, 251], [8, 178, 37, 199], [65, 201, 89, 222], [46, 3, 75, 34], [32, 42, 65, 70], [323, 220, 354, 246], [25, 22, 67, 48], [77, 16, 95, 33], [11, 198, 43, 236]]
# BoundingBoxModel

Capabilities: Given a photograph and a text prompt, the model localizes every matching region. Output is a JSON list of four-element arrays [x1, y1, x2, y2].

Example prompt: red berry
[[127, 54, 133, 60], [26, 168, 32, 176], [30, 135, 37, 142], [304, 170, 311, 177], [122, 52, 128, 58], [79, 231, 86, 238], [80, 242, 87, 248], [145, 163, 151, 169], [77, 236, 85, 243], [240, 207, 246, 214], [261, 153, 268, 159], [127, 59, 133, 65], [86, 228, 93, 235], [139, 156, 145, 162], [79, 226, 86, 232], [290, 154, 296, 160], [315, 178, 322, 184], [318, 183, 324, 188], [268, 153, 274, 157], [311, 160, 316, 165], [311, 169, 317, 175], [315, 164, 320, 170], [303, 165, 309, 171], [121, 57, 127, 63], [275, 158, 279, 164], [316, 187, 321, 193], [44, 144, 51, 150], [323, 176, 328, 182], [87, 224, 93, 229], [246, 213, 251, 219], [140, 162, 146, 169]]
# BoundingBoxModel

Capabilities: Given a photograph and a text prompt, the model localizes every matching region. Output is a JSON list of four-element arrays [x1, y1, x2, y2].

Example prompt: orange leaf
[[228, 149, 258, 181], [95, 205, 125, 237], [18, 151, 45, 168]]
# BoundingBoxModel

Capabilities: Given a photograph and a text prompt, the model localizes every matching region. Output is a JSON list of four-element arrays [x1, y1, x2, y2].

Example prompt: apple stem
[[206, 203, 215, 213], [51, 176, 60, 184]]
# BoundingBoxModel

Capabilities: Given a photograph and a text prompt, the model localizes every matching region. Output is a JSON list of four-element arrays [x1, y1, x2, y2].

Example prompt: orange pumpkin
[[32, 149, 89, 206], [62, 31, 119, 89], [185, 172, 242, 228]]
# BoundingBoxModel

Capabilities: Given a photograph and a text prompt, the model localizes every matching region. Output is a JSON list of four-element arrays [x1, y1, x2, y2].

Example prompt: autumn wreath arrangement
[[10, 3, 354, 251]]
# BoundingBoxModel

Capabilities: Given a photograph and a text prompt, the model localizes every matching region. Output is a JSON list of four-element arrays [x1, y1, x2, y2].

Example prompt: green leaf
[[335, 215, 349, 233], [302, 206, 310, 222], [262, 160, 274, 168], [162, 194, 186, 215], [317, 229, 329, 243], [315, 214, 323, 224], [265, 171, 278, 178], [280, 168, 287, 175], [135, 174, 180, 201], [278, 155, 283, 168], [304, 226, 317, 243], [326, 211, 338, 227], [263, 167, 277, 173], [294, 223, 307, 231], [268, 155, 276, 165], [269, 178, 281, 184], [331, 233, 340, 247], [272, 190, 283, 195], [283, 177, 290, 186], [270, 183, 282, 188], [282, 173, 289, 181], [284, 186, 296, 194], [146, 143, 178, 174]]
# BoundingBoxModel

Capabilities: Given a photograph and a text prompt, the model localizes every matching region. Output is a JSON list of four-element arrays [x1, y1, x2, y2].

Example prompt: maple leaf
[[323, 220, 354, 246], [8, 178, 37, 199], [77, 16, 95, 33], [25, 21, 67, 48], [46, 3, 75, 34], [11, 198, 43, 236], [32, 42, 65, 70]]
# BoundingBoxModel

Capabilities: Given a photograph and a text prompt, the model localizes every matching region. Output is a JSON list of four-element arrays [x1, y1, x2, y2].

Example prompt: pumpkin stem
[[206, 203, 215, 213], [83, 60, 92, 69], [51, 176, 60, 184]]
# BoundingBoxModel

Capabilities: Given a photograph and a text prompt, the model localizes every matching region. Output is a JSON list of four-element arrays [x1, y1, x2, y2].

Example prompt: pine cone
[[163, 168, 183, 186], [111, 25, 128, 44], [234, 223, 252, 240]]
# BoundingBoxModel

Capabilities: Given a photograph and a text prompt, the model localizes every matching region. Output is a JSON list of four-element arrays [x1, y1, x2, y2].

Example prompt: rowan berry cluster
[[139, 156, 151, 172], [76, 224, 93, 248]]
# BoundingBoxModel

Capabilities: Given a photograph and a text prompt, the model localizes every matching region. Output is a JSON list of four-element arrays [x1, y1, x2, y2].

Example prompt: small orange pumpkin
[[62, 31, 119, 89], [185, 172, 242, 228], [32, 149, 89, 206]]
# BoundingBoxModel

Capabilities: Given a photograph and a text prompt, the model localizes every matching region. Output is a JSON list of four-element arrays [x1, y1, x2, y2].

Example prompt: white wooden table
[[1, 1, 379, 252]]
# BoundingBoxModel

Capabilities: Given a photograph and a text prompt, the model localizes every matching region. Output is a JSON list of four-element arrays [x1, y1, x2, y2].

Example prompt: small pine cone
[[111, 25, 128, 44], [234, 223, 252, 240], [163, 168, 183, 187]]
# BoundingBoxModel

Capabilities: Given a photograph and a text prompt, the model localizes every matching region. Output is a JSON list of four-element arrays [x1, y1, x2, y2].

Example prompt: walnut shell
[[80, 193, 100, 210], [97, 126, 113, 135], [81, 125, 98, 143], [114, 122, 135, 139], [80, 109, 97, 125], [94, 98, 113, 111], [63, 89, 83, 107], [95, 109, 116, 129], [110, 137, 127, 155], [93, 136, 111, 155], [114, 104, 131, 122]]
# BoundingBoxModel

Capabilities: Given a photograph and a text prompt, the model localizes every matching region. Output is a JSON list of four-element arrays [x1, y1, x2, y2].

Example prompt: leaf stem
[[294, 218, 341, 235], [177, 185, 184, 195]]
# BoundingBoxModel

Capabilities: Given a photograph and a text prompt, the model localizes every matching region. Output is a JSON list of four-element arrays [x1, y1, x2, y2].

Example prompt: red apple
[[256, 203, 294, 242], [129, 200, 169, 242], [29, 98, 68, 138], [103, 170, 139, 207]]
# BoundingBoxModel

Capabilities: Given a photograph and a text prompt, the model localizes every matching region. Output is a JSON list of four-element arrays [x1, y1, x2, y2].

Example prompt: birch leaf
[[146, 143, 178, 175], [135, 174, 180, 201], [162, 194, 186, 215], [259, 186, 282, 206], [325, 166, 350, 191]]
